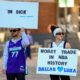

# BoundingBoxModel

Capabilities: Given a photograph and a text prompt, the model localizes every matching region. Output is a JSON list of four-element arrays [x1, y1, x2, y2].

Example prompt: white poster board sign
[[37, 48, 78, 76], [0, 1, 39, 29]]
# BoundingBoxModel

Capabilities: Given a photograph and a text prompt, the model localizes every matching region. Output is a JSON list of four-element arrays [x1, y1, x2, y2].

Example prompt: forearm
[[3, 42, 9, 70], [21, 31, 30, 47], [3, 56, 8, 70]]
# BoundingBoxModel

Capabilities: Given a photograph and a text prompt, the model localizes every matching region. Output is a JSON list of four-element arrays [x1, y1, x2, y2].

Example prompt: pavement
[[0, 55, 80, 80]]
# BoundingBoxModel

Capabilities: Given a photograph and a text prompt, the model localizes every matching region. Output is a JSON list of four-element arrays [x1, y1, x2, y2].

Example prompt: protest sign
[[0, 1, 39, 29], [37, 48, 78, 76]]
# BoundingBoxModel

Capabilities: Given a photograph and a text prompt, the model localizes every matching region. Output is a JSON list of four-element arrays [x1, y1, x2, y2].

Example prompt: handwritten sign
[[37, 48, 78, 76], [0, 1, 39, 29]]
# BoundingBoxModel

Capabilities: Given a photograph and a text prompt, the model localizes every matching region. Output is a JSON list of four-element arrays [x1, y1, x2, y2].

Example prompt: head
[[50, 25, 65, 41], [9, 28, 21, 38]]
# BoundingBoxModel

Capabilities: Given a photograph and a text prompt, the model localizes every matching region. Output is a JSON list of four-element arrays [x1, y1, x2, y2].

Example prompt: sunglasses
[[56, 32, 64, 35], [10, 29, 20, 32]]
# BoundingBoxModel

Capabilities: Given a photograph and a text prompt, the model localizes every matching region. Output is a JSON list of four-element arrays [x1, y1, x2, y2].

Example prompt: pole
[[64, 0, 68, 42]]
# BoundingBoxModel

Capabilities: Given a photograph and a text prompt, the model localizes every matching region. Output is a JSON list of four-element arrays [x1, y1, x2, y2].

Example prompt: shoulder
[[5, 40, 10, 46], [6, 40, 9, 44], [3, 41, 10, 49], [48, 42, 54, 48], [65, 42, 71, 48]]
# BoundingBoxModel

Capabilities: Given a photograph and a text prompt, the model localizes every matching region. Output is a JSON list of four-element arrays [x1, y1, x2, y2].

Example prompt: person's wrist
[[21, 28, 25, 32]]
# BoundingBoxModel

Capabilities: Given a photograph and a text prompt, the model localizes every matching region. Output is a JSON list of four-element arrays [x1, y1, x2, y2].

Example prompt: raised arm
[[21, 29, 30, 48]]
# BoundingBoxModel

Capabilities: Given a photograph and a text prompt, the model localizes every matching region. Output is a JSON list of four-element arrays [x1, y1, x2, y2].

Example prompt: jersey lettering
[[11, 51, 19, 57]]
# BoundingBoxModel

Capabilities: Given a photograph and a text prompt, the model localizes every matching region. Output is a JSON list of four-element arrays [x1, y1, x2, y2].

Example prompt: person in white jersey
[[49, 25, 71, 80]]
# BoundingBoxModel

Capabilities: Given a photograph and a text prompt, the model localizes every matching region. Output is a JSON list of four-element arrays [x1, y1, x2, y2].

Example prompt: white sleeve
[[3, 41, 9, 70], [21, 32, 30, 47], [29, 35, 33, 45]]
